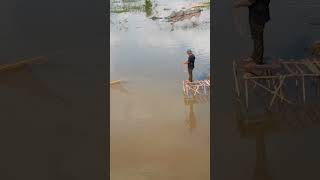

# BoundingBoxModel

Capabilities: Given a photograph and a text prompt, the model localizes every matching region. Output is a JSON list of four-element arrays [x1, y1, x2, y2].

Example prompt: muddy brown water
[[0, 0, 107, 179], [1, 0, 319, 179], [110, 0, 210, 179], [213, 0, 320, 179]]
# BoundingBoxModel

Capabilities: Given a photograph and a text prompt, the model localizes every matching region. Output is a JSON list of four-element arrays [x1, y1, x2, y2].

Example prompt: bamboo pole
[[0, 56, 46, 71], [110, 80, 121, 85], [269, 76, 285, 107], [245, 79, 249, 109], [235, 58, 320, 109], [249, 78, 293, 104], [233, 61, 240, 96], [283, 63, 295, 74], [302, 77, 306, 103]]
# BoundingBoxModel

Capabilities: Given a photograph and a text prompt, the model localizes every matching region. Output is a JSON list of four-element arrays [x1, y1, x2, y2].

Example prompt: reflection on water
[[233, 94, 320, 180], [0, 0, 107, 178], [110, 0, 210, 179], [111, 83, 130, 94], [186, 103, 197, 131], [214, 0, 320, 179], [0, 66, 67, 105]]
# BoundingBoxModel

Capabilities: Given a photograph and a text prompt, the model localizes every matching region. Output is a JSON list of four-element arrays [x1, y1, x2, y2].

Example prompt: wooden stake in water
[[0, 56, 46, 71], [110, 80, 121, 85]]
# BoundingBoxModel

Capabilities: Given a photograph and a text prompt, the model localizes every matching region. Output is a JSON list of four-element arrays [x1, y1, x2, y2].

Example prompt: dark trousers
[[188, 68, 193, 82], [250, 23, 265, 64]]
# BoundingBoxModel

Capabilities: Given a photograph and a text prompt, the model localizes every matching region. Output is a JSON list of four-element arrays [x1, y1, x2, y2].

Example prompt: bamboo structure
[[183, 80, 210, 96], [0, 56, 46, 72], [183, 80, 210, 104], [110, 80, 121, 85], [233, 57, 320, 109]]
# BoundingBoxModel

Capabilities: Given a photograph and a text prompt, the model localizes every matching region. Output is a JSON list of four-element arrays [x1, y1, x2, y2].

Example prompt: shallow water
[[110, 0, 210, 179], [213, 0, 320, 179], [0, 1, 107, 179]]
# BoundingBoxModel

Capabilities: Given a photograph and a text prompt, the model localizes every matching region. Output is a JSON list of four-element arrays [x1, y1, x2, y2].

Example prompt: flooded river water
[[1, 0, 319, 179], [213, 0, 320, 179], [110, 0, 210, 179], [0, 1, 107, 179]]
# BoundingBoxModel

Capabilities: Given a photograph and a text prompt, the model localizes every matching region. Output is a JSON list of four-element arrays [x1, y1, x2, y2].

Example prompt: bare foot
[[244, 61, 256, 72]]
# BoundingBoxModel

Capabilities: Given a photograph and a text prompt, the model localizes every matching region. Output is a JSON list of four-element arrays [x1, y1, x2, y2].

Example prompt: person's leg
[[249, 22, 256, 60], [250, 23, 259, 62], [251, 23, 265, 64], [255, 24, 265, 64], [188, 68, 193, 82]]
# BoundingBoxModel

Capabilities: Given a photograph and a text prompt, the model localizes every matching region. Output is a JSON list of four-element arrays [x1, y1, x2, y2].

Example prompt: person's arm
[[183, 56, 191, 64]]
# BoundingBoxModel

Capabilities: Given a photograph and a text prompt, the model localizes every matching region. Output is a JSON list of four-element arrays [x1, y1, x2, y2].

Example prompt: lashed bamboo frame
[[183, 80, 210, 96], [183, 80, 210, 105], [233, 58, 320, 109]]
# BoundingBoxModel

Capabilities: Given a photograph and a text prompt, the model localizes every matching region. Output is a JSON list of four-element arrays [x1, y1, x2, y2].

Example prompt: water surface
[[110, 0, 210, 179], [213, 0, 320, 179]]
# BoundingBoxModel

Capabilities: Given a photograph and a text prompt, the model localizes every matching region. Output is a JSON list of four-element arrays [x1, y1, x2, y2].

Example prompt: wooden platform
[[233, 57, 320, 109], [183, 80, 210, 95]]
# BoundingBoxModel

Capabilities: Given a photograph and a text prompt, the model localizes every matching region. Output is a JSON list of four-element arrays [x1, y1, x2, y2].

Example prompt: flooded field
[[213, 0, 320, 179], [0, 1, 107, 179], [110, 0, 210, 179]]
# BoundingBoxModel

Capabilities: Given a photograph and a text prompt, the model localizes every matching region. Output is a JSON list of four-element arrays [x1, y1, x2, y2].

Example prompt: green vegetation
[[110, 0, 153, 14], [144, 0, 153, 17], [123, 0, 141, 2], [145, 0, 152, 8], [111, 4, 144, 13], [110, 0, 153, 16], [111, 9, 129, 13], [111, 0, 210, 14], [311, 42, 320, 56]]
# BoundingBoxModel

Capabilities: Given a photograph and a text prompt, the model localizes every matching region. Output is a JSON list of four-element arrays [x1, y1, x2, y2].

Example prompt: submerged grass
[[111, 0, 210, 14], [310, 42, 320, 56], [111, 0, 153, 16], [111, 5, 144, 13], [111, 9, 130, 13]]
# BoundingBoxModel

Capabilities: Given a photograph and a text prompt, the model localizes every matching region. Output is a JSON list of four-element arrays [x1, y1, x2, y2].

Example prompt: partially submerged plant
[[144, 0, 153, 17], [111, 0, 152, 14], [145, 0, 152, 8], [111, 0, 145, 13], [111, 9, 129, 13], [310, 41, 320, 57]]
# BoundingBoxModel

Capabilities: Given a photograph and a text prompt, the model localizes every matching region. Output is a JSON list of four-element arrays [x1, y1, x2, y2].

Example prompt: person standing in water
[[249, 0, 270, 64], [234, 0, 271, 64], [183, 49, 195, 82]]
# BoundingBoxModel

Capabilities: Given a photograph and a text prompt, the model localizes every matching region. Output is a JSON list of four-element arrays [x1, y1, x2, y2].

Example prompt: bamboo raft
[[183, 80, 210, 96], [233, 57, 320, 109], [183, 80, 210, 104]]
